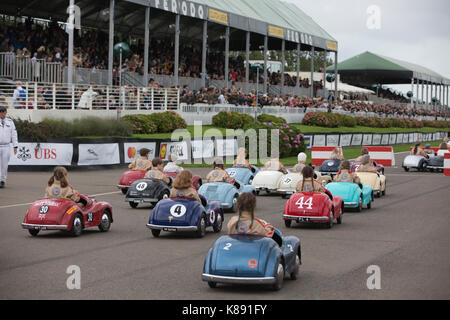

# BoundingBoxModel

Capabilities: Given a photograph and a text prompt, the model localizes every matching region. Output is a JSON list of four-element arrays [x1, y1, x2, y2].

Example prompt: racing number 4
[[295, 197, 313, 210]]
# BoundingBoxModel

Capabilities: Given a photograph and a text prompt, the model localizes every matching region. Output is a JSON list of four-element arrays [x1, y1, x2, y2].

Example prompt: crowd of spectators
[[1, 19, 323, 89]]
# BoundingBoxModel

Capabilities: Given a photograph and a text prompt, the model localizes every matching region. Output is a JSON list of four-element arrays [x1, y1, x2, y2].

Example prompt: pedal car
[[147, 196, 223, 238], [202, 229, 301, 290], [117, 170, 146, 194], [427, 155, 445, 172], [226, 165, 260, 185], [198, 180, 256, 212], [282, 190, 344, 228], [325, 182, 373, 212], [355, 172, 386, 197], [125, 178, 172, 208], [351, 161, 385, 175], [318, 159, 341, 181], [277, 171, 323, 198], [21, 195, 113, 237], [118, 170, 202, 195], [251, 170, 285, 195], [402, 155, 428, 172]]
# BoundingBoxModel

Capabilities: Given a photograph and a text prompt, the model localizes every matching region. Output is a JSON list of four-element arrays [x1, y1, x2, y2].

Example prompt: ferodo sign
[[9, 143, 73, 166], [150, 0, 206, 20]]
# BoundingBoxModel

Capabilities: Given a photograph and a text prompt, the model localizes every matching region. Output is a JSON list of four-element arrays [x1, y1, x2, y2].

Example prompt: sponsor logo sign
[[9, 143, 73, 166], [123, 142, 156, 163], [268, 25, 284, 39], [78, 144, 120, 166], [209, 8, 228, 25]]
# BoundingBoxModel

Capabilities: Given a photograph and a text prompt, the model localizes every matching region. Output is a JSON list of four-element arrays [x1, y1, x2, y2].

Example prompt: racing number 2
[[295, 197, 313, 210]]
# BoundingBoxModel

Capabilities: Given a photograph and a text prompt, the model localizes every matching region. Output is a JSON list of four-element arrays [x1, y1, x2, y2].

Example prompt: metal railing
[[0, 82, 180, 110], [0, 52, 63, 83]]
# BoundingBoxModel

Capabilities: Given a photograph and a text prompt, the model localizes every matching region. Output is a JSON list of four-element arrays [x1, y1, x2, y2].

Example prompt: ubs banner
[[78, 143, 120, 166], [9, 143, 73, 166]]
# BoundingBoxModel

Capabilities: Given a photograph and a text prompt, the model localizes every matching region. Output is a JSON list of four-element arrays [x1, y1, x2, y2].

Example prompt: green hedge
[[243, 122, 306, 158], [303, 112, 450, 129], [212, 111, 254, 129], [256, 114, 287, 124], [14, 117, 133, 141], [122, 111, 187, 134]]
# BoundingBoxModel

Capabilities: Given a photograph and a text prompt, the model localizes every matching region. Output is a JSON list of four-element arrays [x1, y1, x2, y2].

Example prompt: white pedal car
[[355, 172, 386, 197], [402, 155, 428, 172], [277, 171, 323, 198], [251, 170, 285, 195]]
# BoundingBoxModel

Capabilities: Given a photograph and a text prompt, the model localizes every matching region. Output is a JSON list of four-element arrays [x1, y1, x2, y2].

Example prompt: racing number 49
[[295, 197, 313, 210]]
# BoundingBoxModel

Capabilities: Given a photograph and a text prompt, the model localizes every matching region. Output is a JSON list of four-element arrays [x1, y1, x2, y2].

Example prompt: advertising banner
[[191, 139, 215, 159], [340, 134, 352, 147], [216, 139, 238, 157], [326, 135, 339, 147], [362, 134, 373, 146], [313, 135, 326, 147], [351, 134, 363, 146], [123, 142, 156, 163], [78, 143, 120, 166], [386, 134, 394, 145], [372, 134, 382, 145], [159, 141, 189, 161], [9, 143, 73, 166]]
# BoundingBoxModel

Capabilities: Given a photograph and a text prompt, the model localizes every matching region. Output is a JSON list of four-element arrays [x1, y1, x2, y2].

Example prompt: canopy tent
[[326, 51, 449, 86]]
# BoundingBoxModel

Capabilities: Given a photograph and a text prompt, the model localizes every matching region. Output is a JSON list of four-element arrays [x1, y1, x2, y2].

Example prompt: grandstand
[[0, 0, 339, 99]]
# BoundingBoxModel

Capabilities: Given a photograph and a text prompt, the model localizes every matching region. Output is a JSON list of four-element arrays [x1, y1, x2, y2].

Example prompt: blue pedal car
[[147, 197, 223, 238], [226, 166, 260, 185], [325, 182, 374, 212], [202, 229, 301, 290], [198, 181, 256, 212]]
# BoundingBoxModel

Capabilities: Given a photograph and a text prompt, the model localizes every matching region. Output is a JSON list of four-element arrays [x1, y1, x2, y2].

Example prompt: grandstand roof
[[327, 51, 450, 86], [0, 0, 337, 52]]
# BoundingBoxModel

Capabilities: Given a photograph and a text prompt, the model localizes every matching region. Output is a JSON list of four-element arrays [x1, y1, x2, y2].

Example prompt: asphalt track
[[0, 152, 449, 300]]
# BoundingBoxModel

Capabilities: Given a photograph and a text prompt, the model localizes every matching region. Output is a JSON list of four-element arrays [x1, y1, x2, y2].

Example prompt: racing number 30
[[295, 197, 313, 209]]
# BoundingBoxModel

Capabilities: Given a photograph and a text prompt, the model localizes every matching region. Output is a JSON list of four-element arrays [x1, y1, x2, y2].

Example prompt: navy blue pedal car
[[202, 229, 301, 290], [147, 196, 223, 238]]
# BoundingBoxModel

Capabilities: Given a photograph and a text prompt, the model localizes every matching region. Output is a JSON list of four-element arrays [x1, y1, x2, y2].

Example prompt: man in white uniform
[[0, 106, 18, 188]]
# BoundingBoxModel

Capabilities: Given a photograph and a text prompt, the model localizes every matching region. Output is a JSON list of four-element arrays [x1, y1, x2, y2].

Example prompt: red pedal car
[[21, 195, 113, 237], [117, 170, 202, 194], [282, 190, 344, 229]]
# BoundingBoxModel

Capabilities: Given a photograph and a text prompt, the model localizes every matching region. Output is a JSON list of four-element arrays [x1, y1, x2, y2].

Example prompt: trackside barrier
[[444, 153, 450, 176], [362, 146, 395, 167], [311, 147, 336, 166]]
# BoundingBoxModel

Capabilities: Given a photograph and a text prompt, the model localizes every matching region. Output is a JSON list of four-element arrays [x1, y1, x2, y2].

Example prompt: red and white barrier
[[363, 146, 395, 167], [444, 153, 450, 176], [311, 147, 336, 166]]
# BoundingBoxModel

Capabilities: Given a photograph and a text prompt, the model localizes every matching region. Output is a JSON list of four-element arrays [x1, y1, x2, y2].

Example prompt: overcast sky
[[285, 0, 450, 93]]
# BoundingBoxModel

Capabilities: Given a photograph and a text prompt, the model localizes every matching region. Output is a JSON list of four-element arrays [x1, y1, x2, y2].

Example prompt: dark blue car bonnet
[[150, 198, 201, 226], [207, 235, 278, 278], [320, 160, 341, 173]]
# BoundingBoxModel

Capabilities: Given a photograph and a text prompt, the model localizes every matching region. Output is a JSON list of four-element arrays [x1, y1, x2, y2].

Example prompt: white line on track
[[0, 191, 121, 209]]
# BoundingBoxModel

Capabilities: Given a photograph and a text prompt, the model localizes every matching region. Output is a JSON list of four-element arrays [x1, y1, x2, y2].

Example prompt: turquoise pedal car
[[198, 181, 256, 213], [325, 182, 374, 212], [226, 166, 260, 185]]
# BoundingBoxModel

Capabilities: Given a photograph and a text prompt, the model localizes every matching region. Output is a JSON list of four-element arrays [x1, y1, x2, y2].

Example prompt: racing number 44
[[295, 197, 313, 210]]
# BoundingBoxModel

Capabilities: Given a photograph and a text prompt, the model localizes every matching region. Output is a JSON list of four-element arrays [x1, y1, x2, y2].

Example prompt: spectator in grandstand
[[12, 81, 26, 108]]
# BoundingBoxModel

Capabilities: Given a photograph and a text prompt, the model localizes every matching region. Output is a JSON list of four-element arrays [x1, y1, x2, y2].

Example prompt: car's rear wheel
[[129, 201, 138, 209], [367, 200, 372, 209], [281, 194, 288, 199], [70, 213, 83, 237], [337, 210, 343, 224], [357, 196, 363, 212], [121, 188, 127, 195], [231, 195, 238, 213], [284, 219, 292, 228], [208, 281, 217, 289], [98, 211, 111, 232], [213, 212, 223, 233], [403, 166, 409, 172], [326, 208, 334, 229], [28, 229, 39, 237], [382, 184, 386, 196], [271, 261, 284, 291], [151, 229, 161, 238], [248, 177, 253, 185], [290, 254, 301, 280], [196, 215, 207, 238]]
